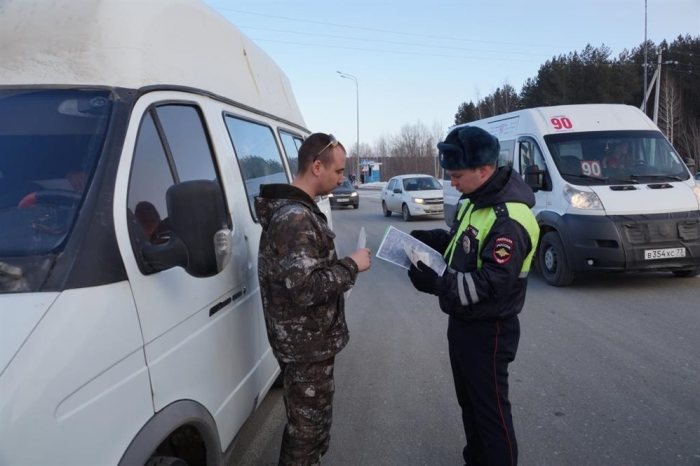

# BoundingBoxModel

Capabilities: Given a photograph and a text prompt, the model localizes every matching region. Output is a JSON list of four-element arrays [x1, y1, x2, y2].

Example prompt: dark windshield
[[0, 89, 113, 293], [544, 130, 690, 185], [403, 176, 442, 191]]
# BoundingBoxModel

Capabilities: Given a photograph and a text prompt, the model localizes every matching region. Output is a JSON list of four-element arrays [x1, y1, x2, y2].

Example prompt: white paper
[[376, 226, 446, 276], [357, 226, 366, 250]]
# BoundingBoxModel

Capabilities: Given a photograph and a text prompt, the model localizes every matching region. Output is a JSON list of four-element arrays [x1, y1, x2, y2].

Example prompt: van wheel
[[672, 267, 700, 278], [146, 456, 188, 466], [382, 201, 391, 217], [538, 231, 574, 286], [402, 204, 412, 222]]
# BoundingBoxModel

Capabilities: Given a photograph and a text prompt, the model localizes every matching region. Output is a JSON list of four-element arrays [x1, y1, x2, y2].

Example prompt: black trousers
[[447, 315, 520, 466]]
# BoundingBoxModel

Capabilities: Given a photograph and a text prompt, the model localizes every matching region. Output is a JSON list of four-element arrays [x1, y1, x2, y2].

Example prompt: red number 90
[[551, 117, 573, 130]]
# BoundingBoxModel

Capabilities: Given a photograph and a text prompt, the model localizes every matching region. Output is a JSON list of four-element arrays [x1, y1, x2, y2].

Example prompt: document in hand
[[376, 226, 447, 276]]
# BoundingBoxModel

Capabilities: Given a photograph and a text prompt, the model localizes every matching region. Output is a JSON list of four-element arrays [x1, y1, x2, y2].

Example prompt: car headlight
[[350, 192, 358, 197], [563, 184, 603, 210], [412, 197, 425, 204], [328, 193, 334, 198], [693, 182, 700, 208]]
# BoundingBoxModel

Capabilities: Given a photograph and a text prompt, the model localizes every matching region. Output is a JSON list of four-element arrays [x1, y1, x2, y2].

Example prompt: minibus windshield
[[0, 89, 112, 293], [544, 130, 690, 186]]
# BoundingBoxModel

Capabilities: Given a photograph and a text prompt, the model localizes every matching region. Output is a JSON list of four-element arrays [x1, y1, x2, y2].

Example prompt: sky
[[203, 0, 699, 151]]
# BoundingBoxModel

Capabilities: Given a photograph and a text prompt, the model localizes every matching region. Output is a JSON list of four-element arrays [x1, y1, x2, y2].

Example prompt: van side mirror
[[393, 188, 402, 194], [524, 165, 545, 192], [141, 180, 228, 277]]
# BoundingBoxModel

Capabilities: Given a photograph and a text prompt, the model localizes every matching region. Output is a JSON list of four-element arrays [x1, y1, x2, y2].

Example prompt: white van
[[0, 1, 331, 464], [443, 104, 700, 286]]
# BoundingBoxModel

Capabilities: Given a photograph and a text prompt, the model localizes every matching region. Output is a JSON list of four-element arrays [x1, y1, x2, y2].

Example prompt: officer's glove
[[408, 261, 440, 295], [410, 230, 433, 246]]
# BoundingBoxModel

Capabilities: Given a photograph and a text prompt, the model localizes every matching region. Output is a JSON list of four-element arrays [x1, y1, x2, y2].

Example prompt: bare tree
[[658, 74, 682, 143]]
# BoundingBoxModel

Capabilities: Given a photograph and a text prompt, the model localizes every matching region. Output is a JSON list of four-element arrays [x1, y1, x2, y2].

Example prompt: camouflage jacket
[[255, 184, 358, 363]]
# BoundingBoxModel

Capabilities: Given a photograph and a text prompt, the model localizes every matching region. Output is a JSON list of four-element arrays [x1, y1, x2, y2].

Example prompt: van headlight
[[693, 182, 700, 208], [412, 197, 425, 204], [563, 185, 603, 210]]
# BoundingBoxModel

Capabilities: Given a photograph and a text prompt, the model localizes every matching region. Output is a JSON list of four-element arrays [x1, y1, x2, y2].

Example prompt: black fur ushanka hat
[[438, 126, 500, 170]]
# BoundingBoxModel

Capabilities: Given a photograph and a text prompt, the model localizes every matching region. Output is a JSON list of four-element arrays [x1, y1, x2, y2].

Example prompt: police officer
[[407, 126, 539, 466], [255, 133, 371, 465]]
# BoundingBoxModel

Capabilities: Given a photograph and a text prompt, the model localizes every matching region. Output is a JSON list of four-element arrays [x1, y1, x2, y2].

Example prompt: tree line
[[348, 35, 699, 181], [454, 36, 700, 166]]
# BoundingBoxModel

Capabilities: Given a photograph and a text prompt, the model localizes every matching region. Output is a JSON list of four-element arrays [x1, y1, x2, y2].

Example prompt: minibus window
[[0, 89, 112, 293], [127, 105, 230, 269], [127, 113, 173, 246], [279, 130, 303, 178], [225, 116, 288, 221]]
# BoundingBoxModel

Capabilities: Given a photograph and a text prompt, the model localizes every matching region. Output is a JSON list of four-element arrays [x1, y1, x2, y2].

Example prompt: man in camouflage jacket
[[255, 133, 371, 465]]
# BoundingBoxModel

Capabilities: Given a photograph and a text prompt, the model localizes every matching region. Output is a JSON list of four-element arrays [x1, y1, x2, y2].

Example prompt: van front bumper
[[559, 211, 700, 272]]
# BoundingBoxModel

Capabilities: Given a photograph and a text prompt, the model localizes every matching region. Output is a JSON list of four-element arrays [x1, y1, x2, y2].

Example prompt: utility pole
[[653, 48, 662, 124], [337, 71, 360, 183], [643, 0, 648, 113]]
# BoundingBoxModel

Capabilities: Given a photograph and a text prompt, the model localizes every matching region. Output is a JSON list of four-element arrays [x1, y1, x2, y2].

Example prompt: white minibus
[[443, 104, 700, 286], [0, 0, 331, 464]]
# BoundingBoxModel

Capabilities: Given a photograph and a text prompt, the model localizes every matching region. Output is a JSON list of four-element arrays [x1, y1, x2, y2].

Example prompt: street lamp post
[[337, 71, 360, 183]]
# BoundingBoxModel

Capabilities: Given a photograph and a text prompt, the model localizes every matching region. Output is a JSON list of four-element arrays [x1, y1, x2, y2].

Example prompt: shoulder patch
[[493, 236, 514, 264]]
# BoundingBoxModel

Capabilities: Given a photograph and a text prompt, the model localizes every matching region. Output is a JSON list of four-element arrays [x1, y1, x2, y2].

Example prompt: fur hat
[[438, 126, 500, 170]]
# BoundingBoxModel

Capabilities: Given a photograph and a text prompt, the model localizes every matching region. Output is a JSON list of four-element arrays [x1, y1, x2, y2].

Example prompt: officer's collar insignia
[[493, 237, 513, 264]]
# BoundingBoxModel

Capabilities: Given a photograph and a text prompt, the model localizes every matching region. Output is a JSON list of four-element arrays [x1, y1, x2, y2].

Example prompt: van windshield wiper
[[605, 177, 638, 185], [564, 173, 610, 184], [629, 174, 684, 182]]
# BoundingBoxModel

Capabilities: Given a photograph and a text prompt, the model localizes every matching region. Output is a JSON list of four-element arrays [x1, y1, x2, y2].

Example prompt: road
[[229, 189, 700, 466]]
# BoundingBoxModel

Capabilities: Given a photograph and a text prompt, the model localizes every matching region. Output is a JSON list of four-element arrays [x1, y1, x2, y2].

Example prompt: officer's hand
[[410, 230, 432, 245], [407, 261, 439, 295]]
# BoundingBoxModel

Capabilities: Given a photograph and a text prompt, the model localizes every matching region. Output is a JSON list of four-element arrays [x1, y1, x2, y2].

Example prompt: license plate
[[644, 248, 686, 260], [336, 199, 348, 203]]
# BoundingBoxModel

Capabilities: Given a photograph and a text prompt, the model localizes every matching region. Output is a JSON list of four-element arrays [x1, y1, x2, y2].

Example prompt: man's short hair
[[298, 133, 346, 174], [438, 126, 499, 170]]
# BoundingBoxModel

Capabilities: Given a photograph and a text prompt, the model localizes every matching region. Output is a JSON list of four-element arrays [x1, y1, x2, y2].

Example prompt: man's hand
[[349, 248, 371, 272], [407, 261, 439, 295]]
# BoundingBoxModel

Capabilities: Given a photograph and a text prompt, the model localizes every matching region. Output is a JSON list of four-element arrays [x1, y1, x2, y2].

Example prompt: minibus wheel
[[538, 231, 574, 286], [145, 456, 188, 466]]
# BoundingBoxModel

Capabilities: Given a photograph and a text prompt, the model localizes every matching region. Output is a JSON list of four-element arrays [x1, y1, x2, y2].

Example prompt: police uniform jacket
[[255, 184, 358, 363], [425, 167, 538, 321]]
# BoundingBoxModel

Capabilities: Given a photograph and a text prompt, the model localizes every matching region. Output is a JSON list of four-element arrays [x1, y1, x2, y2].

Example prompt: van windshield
[[544, 130, 690, 185], [0, 89, 112, 293]]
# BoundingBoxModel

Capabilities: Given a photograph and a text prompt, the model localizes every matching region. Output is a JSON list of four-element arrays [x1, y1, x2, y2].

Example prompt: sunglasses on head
[[315, 134, 339, 160]]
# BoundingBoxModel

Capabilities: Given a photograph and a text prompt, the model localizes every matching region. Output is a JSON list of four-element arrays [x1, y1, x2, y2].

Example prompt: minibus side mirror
[[524, 165, 545, 192], [142, 180, 227, 277]]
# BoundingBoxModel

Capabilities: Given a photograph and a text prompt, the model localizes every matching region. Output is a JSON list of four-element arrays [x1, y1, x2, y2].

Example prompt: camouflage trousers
[[278, 357, 336, 466]]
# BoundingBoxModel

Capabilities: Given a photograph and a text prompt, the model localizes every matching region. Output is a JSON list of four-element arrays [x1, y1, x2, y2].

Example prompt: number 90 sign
[[550, 117, 573, 130]]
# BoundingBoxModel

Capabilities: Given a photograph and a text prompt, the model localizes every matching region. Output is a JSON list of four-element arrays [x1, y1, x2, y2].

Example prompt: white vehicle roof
[[453, 104, 658, 138], [0, 0, 306, 126], [390, 174, 438, 180]]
